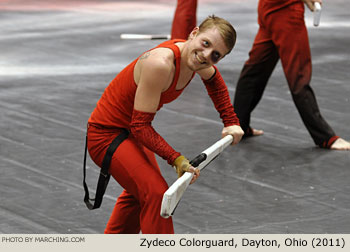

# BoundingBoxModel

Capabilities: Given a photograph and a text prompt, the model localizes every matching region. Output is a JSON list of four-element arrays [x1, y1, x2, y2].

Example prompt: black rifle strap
[[83, 128, 129, 210]]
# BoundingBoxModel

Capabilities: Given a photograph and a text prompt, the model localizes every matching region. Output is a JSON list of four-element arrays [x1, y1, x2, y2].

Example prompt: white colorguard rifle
[[120, 34, 171, 40], [160, 135, 233, 218], [313, 2, 322, 27]]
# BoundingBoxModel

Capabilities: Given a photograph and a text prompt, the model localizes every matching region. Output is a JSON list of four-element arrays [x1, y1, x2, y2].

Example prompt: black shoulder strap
[[83, 129, 129, 210]]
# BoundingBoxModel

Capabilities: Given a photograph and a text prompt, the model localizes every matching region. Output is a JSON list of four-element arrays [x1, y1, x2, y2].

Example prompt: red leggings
[[87, 125, 174, 234], [171, 0, 197, 39]]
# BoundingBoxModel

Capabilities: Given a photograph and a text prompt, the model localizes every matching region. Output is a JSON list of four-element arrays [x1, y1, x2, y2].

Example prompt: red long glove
[[202, 66, 240, 127], [130, 109, 181, 165]]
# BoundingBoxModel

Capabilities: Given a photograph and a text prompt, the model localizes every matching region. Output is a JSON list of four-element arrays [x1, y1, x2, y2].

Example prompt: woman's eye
[[211, 52, 221, 63]]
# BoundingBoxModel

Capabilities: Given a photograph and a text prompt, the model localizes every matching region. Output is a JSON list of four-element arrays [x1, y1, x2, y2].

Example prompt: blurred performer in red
[[171, 0, 197, 39], [233, 0, 350, 150]]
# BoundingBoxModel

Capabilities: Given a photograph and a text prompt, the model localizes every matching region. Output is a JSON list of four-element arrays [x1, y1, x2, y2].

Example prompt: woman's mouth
[[195, 52, 206, 64]]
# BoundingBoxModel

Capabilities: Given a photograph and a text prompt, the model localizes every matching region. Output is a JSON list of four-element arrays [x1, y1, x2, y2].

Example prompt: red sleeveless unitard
[[87, 39, 239, 234], [87, 40, 193, 234]]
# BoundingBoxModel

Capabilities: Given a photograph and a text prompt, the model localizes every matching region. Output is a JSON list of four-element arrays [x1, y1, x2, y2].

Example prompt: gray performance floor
[[1, 0, 349, 234]]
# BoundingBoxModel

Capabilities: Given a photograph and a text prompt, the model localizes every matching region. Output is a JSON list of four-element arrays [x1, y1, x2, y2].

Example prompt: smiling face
[[185, 27, 230, 71]]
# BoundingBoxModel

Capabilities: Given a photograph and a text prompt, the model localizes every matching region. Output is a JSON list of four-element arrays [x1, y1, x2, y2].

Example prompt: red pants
[[171, 0, 197, 39], [87, 124, 174, 234], [234, 1, 336, 147]]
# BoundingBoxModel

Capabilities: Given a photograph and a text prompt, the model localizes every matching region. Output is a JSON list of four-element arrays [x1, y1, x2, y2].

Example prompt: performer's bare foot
[[251, 128, 264, 136], [244, 127, 264, 138], [330, 138, 350, 150]]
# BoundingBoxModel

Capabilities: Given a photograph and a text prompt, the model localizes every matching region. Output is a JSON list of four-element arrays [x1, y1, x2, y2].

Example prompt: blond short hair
[[198, 15, 236, 54]]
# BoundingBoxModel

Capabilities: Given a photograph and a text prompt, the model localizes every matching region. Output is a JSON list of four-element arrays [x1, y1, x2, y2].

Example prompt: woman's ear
[[189, 27, 200, 39]]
